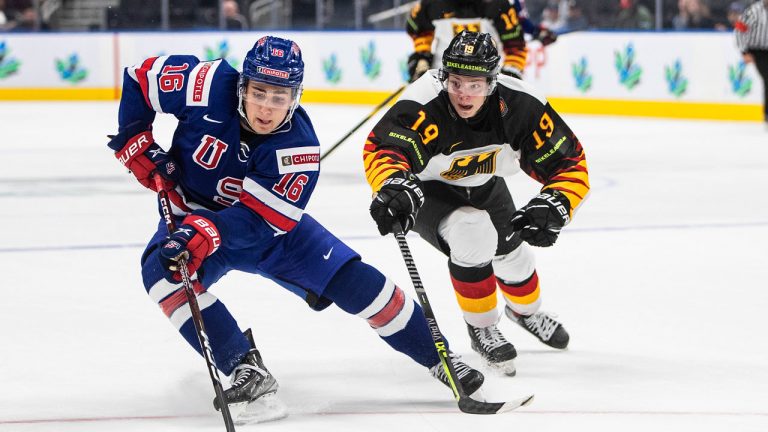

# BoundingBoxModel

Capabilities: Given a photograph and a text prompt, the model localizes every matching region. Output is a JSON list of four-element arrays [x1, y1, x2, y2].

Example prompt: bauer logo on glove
[[510, 190, 571, 247]]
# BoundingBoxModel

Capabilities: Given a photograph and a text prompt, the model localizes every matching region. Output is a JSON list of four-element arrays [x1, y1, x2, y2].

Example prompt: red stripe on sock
[[159, 289, 187, 318], [451, 274, 497, 299], [368, 287, 405, 329], [498, 271, 539, 297]]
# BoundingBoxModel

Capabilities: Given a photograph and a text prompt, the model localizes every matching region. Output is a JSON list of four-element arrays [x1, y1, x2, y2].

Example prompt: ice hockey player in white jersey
[[406, 0, 557, 82], [365, 31, 590, 376]]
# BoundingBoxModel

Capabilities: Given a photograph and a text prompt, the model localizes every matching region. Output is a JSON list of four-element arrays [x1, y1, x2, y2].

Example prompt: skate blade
[[229, 393, 288, 424], [487, 358, 516, 377]]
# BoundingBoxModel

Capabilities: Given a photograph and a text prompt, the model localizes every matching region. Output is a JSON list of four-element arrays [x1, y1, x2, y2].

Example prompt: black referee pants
[[751, 49, 768, 122]]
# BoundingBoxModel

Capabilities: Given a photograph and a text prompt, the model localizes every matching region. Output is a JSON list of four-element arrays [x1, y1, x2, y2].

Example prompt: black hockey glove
[[370, 173, 424, 236], [407, 52, 433, 83], [534, 27, 558, 46], [510, 190, 570, 247]]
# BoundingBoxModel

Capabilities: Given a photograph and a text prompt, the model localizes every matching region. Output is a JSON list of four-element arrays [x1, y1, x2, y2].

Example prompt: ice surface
[[1, 101, 766, 431]]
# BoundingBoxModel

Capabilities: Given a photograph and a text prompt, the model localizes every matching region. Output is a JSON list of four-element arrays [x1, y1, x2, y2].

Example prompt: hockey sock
[[498, 270, 541, 316], [324, 259, 440, 367], [142, 247, 250, 376], [449, 261, 499, 328]]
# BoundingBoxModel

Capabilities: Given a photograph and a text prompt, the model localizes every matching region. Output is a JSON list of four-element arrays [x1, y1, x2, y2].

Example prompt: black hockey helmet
[[439, 30, 501, 80]]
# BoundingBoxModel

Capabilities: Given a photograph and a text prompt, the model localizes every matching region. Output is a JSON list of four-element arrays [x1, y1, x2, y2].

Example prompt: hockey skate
[[466, 323, 517, 376], [505, 306, 570, 349], [430, 352, 485, 397], [213, 329, 287, 424]]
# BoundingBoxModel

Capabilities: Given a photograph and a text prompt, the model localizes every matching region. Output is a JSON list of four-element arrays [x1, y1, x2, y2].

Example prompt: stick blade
[[457, 394, 534, 415], [229, 393, 289, 424]]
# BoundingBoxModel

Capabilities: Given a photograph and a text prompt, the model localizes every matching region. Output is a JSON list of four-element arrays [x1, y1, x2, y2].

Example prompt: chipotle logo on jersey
[[192, 62, 213, 102], [281, 153, 319, 166], [275, 146, 320, 174], [440, 149, 501, 181]]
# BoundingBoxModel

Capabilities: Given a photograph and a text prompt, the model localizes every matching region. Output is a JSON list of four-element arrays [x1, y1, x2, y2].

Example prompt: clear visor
[[241, 81, 301, 110], [441, 74, 495, 97]]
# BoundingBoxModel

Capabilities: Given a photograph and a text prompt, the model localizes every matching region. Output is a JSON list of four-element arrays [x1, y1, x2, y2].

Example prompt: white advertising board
[[0, 33, 115, 88], [0, 31, 762, 118]]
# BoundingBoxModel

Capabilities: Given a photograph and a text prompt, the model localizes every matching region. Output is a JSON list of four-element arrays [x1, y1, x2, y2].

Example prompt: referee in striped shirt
[[736, 0, 768, 125]]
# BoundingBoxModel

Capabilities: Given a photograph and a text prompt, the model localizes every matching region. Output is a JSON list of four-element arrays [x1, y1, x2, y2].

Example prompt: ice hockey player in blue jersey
[[106, 35, 484, 423]]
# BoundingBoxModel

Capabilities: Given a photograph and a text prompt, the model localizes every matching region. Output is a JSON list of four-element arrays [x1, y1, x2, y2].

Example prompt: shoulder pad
[[496, 74, 547, 106], [399, 71, 443, 105]]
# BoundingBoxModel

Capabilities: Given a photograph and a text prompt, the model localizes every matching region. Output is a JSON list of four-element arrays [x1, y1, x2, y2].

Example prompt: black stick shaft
[[319, 85, 406, 162], [392, 224, 466, 401], [154, 174, 236, 432]]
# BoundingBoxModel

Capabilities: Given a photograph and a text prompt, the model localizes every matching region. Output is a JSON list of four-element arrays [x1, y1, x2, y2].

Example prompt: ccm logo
[[117, 131, 153, 166]]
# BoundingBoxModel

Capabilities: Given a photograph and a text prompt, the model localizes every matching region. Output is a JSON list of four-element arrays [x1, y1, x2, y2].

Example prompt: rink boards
[[0, 30, 762, 120]]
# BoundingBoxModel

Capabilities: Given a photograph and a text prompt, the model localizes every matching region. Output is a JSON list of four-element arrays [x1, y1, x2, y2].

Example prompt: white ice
[[1, 101, 767, 432]]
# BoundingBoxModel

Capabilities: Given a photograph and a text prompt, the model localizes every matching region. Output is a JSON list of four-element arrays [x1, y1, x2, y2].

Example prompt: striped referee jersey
[[736, 0, 768, 52]]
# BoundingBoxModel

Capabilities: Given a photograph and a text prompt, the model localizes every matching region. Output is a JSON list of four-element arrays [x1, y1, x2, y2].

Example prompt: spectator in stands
[[715, 1, 745, 31], [672, 0, 716, 30], [0, 0, 8, 30], [541, 1, 566, 32], [5, 6, 41, 31], [223, 0, 248, 30], [562, 0, 590, 32], [615, 0, 653, 30]]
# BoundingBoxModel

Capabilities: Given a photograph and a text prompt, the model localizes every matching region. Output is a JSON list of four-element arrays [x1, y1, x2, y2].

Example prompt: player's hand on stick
[[370, 173, 424, 236], [510, 190, 570, 247], [108, 121, 179, 191], [158, 213, 221, 281]]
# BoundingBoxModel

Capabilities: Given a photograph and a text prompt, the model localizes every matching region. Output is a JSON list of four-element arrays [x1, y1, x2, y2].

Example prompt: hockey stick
[[392, 222, 534, 414], [319, 85, 406, 162], [153, 173, 236, 432]]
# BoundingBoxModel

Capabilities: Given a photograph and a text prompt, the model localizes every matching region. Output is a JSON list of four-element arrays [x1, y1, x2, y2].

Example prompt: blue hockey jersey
[[118, 55, 321, 251]]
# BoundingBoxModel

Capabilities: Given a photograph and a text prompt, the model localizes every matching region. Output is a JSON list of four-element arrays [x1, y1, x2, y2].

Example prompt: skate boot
[[505, 306, 570, 349], [430, 352, 485, 397], [466, 322, 517, 376], [214, 329, 287, 424]]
